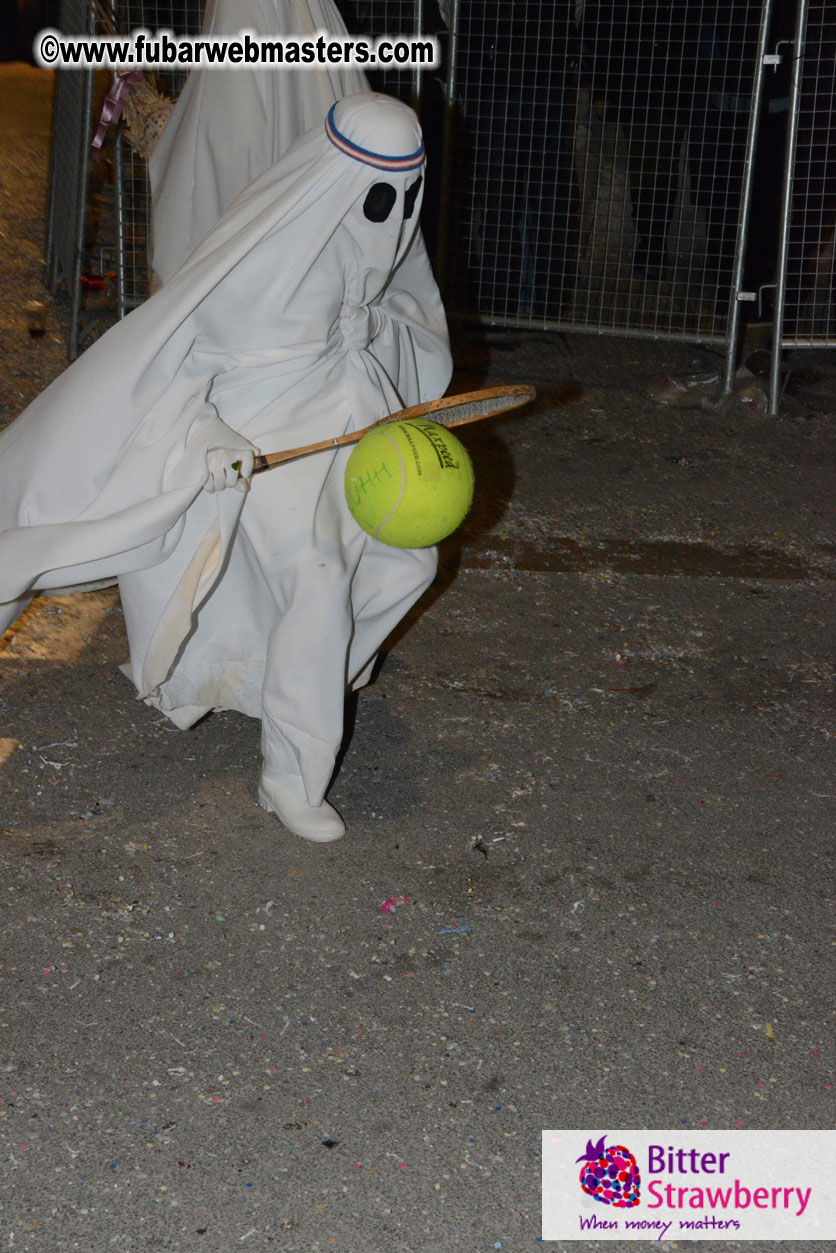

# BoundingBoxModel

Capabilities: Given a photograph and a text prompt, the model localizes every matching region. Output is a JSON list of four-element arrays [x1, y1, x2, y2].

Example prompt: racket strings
[[400, 385, 536, 429], [427, 392, 533, 425]]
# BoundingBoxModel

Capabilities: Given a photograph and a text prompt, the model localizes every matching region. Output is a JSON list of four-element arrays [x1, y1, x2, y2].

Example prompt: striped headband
[[325, 102, 424, 171]]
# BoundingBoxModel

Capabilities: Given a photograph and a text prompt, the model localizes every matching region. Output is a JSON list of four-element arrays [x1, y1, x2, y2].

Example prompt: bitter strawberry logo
[[577, 1134, 641, 1207]]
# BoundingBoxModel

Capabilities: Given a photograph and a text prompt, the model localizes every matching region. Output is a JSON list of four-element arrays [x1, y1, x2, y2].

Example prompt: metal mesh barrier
[[45, 0, 94, 358], [442, 0, 769, 347], [338, 0, 434, 102], [766, 0, 836, 412], [775, 0, 836, 349], [109, 2, 200, 315], [44, 1, 200, 356], [52, 0, 836, 417]]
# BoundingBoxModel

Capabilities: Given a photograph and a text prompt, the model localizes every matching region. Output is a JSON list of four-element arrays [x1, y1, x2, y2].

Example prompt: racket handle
[[250, 435, 357, 474], [231, 452, 316, 473]]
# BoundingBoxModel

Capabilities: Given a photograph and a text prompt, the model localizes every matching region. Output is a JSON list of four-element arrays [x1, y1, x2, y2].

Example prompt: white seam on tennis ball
[[374, 428, 407, 539]]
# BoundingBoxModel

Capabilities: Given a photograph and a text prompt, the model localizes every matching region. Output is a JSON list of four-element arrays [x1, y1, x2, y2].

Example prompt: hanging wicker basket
[[121, 77, 176, 158], [87, 0, 175, 157]]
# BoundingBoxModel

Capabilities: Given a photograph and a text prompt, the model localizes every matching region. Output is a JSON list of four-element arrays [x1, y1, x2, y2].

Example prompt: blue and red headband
[[325, 101, 424, 171]]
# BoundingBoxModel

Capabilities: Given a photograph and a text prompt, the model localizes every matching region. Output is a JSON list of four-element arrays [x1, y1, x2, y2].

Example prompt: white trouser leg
[[259, 552, 354, 806], [259, 540, 437, 806]]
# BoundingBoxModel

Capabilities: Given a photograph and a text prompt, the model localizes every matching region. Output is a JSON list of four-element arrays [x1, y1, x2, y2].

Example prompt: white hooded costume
[[149, 0, 369, 283], [0, 92, 452, 827]]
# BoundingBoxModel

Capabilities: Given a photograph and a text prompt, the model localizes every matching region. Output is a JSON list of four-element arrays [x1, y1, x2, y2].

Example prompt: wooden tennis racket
[[246, 383, 536, 473]]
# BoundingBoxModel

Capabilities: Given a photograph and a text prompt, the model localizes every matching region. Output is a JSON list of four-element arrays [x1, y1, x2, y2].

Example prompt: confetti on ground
[[377, 894, 408, 914]]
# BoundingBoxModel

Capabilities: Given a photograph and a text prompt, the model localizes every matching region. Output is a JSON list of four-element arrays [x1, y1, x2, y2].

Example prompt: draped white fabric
[[149, 0, 369, 283], [0, 93, 452, 803]]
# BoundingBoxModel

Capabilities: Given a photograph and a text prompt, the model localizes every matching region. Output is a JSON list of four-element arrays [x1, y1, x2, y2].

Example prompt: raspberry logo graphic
[[576, 1134, 641, 1207]]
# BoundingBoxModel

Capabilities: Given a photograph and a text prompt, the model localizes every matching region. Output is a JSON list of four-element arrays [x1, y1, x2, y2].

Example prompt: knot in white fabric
[[339, 303, 376, 349]]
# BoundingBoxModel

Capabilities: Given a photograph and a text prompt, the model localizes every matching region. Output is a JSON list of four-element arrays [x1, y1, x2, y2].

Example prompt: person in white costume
[[0, 92, 453, 843], [149, 0, 369, 284]]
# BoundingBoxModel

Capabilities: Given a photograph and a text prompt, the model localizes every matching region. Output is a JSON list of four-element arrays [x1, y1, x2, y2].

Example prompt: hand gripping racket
[[245, 384, 536, 474]]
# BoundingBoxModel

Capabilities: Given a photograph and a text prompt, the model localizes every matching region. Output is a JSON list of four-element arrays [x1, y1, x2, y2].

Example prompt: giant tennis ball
[[345, 419, 474, 548]]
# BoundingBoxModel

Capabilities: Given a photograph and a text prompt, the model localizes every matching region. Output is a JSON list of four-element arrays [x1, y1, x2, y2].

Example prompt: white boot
[[258, 770, 345, 843]]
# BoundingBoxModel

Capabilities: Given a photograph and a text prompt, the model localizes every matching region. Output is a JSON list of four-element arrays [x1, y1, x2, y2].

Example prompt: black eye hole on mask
[[363, 182, 397, 222], [403, 174, 423, 220]]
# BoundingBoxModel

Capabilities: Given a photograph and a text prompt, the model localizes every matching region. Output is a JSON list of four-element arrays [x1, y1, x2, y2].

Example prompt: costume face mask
[[325, 98, 427, 309]]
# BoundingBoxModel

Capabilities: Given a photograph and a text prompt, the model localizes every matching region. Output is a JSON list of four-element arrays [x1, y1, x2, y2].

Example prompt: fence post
[[722, 0, 774, 396], [768, 0, 809, 415]]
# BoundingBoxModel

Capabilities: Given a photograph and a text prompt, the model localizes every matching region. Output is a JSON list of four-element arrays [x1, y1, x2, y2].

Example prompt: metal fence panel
[[55, 0, 835, 418], [45, 0, 94, 359], [442, 0, 769, 349], [775, 1, 836, 342], [44, 1, 200, 356], [768, 0, 836, 412], [110, 2, 201, 315], [338, 0, 431, 102]]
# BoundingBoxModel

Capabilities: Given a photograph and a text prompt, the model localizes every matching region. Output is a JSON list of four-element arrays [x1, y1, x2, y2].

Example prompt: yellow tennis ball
[[345, 418, 474, 548]]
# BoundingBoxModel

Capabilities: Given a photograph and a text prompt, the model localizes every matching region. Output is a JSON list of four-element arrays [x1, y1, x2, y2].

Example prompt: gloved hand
[[205, 444, 256, 493]]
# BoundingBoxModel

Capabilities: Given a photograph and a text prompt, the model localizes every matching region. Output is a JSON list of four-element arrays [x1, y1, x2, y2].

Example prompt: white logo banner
[[542, 1130, 836, 1241]]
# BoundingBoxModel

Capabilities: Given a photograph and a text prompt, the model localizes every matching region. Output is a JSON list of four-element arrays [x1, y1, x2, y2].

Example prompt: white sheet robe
[[149, 0, 369, 283], [0, 93, 452, 807]]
